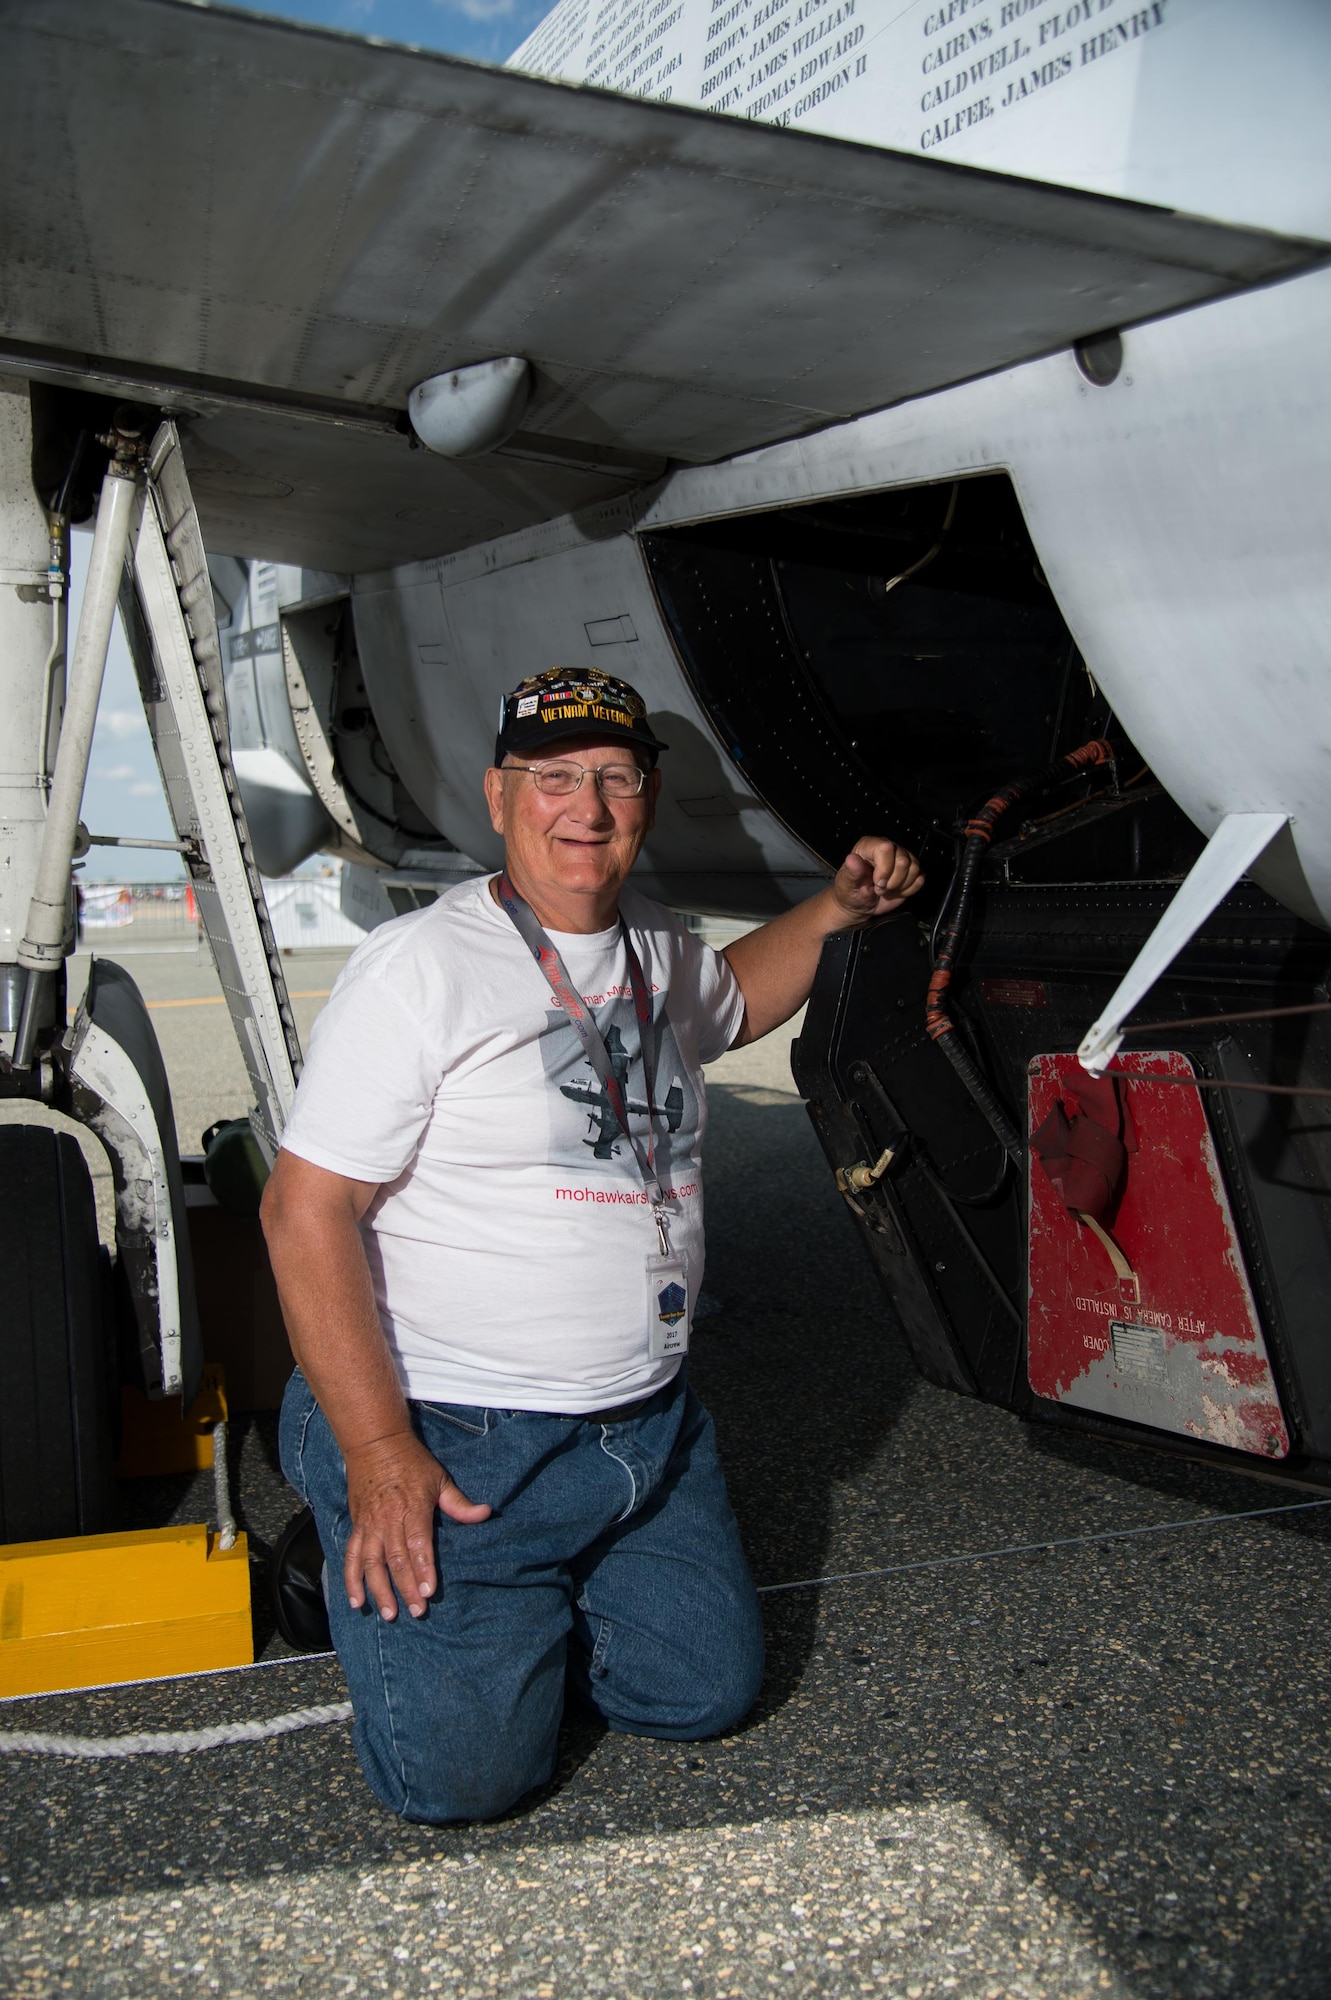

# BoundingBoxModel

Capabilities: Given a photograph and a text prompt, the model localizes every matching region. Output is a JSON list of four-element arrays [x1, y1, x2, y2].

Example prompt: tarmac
[[2, 937, 1330, 1998]]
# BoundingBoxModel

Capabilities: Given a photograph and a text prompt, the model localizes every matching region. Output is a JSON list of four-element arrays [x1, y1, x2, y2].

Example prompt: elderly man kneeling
[[262, 666, 922, 1823]]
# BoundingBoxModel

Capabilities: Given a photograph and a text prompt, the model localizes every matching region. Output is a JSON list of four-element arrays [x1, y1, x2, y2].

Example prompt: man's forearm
[[262, 1150, 491, 1620], [722, 837, 924, 1045], [722, 885, 851, 1045], [261, 1158, 411, 1457]]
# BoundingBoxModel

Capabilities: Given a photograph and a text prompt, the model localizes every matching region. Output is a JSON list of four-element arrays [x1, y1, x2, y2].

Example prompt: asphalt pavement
[[2, 948, 1329, 1997]]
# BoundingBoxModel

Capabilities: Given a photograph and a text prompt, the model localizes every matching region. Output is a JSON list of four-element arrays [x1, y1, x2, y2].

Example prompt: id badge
[[646, 1252, 691, 1359]]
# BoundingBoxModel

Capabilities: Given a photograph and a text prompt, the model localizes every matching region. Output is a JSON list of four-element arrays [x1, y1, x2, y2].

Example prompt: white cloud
[[99, 763, 136, 782], [432, 0, 517, 19], [100, 707, 146, 740], [129, 781, 161, 797]]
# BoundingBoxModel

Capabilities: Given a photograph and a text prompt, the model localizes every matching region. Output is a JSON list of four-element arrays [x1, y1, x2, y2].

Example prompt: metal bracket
[[120, 422, 300, 1152], [835, 1146, 896, 1193], [837, 1059, 910, 1246], [1078, 810, 1289, 1076], [1077, 1208, 1141, 1307]]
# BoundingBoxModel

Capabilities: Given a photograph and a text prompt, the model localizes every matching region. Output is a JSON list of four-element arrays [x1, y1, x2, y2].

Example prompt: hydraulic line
[[929, 831, 965, 964], [923, 1137, 1010, 1207], [36, 519, 68, 792], [35, 437, 86, 792], [874, 479, 958, 598], [13, 414, 146, 1069], [925, 737, 1115, 1159]]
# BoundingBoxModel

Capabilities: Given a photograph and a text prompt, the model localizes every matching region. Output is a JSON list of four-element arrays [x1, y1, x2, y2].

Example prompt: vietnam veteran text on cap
[[495, 668, 669, 765]]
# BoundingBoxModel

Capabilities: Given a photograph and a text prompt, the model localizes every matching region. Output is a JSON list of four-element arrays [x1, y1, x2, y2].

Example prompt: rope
[[0, 1699, 352, 1760], [755, 1495, 1331, 1595], [1121, 999, 1331, 1036], [11, 1496, 1331, 1755], [212, 1415, 237, 1553], [1124, 1073, 1331, 1101]]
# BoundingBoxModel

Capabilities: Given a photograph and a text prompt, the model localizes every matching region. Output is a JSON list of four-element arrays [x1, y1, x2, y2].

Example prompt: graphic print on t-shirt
[[538, 999, 699, 1190]]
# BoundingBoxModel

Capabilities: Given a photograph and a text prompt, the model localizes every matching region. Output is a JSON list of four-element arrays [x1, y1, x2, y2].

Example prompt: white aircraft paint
[[509, 0, 1331, 240], [503, 0, 1331, 976], [354, 258, 1331, 934]]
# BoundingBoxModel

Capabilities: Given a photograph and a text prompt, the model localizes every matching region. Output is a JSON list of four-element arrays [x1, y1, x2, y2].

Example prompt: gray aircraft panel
[[2, 0, 1322, 570], [171, 406, 630, 575]]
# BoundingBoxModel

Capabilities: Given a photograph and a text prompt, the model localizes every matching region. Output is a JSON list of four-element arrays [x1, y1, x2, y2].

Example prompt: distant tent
[[261, 871, 365, 951]]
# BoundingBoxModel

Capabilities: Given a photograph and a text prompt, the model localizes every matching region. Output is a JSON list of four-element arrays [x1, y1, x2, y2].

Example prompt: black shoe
[[270, 1505, 333, 1653]]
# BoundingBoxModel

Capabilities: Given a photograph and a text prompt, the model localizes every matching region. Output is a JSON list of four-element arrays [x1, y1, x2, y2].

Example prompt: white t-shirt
[[279, 875, 746, 1411]]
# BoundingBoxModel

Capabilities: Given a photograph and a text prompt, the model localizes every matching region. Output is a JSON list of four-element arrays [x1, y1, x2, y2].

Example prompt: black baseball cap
[[495, 668, 669, 765]]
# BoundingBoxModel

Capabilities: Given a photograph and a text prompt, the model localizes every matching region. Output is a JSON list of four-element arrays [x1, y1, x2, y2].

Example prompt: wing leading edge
[[1, 0, 1322, 570]]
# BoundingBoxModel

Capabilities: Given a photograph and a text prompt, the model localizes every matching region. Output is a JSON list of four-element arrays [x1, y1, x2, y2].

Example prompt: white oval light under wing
[[408, 359, 530, 459]]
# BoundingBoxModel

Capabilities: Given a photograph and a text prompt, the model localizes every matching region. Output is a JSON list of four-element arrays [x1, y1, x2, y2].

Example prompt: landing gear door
[[67, 958, 203, 1406], [118, 422, 300, 1158], [1027, 1051, 1290, 1460]]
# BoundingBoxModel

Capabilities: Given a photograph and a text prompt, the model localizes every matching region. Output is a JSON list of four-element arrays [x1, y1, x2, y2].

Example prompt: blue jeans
[[279, 1366, 765, 1824]]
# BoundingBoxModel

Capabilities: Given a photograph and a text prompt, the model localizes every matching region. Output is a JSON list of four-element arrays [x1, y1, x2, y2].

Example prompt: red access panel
[[1027, 1050, 1289, 1460]]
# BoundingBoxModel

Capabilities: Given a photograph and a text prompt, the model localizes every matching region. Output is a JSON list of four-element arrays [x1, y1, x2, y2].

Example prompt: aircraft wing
[[2, 0, 1322, 572]]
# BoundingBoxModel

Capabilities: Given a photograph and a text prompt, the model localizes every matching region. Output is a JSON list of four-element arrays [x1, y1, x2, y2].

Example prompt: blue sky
[[75, 533, 184, 883], [81, 0, 556, 879], [248, 0, 553, 68]]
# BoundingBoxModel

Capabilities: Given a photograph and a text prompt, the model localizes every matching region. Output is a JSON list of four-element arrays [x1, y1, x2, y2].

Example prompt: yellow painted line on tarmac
[[143, 990, 332, 1009], [66, 990, 332, 1020]]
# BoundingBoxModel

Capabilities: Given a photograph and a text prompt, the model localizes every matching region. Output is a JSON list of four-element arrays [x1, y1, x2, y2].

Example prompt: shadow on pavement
[[3, 1083, 1331, 1998]]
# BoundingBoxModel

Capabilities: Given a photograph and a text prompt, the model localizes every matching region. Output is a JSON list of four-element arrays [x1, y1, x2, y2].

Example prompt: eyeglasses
[[503, 759, 649, 798]]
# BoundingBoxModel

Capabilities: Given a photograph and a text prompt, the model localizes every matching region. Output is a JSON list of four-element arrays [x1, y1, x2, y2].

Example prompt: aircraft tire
[[0, 1123, 117, 1544]]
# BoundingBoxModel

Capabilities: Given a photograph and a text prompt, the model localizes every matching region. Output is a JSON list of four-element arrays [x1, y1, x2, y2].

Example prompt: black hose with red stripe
[[925, 738, 1115, 1161]]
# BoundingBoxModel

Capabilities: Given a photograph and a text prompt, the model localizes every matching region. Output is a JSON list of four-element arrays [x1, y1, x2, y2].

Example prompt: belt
[[556, 1394, 655, 1425]]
